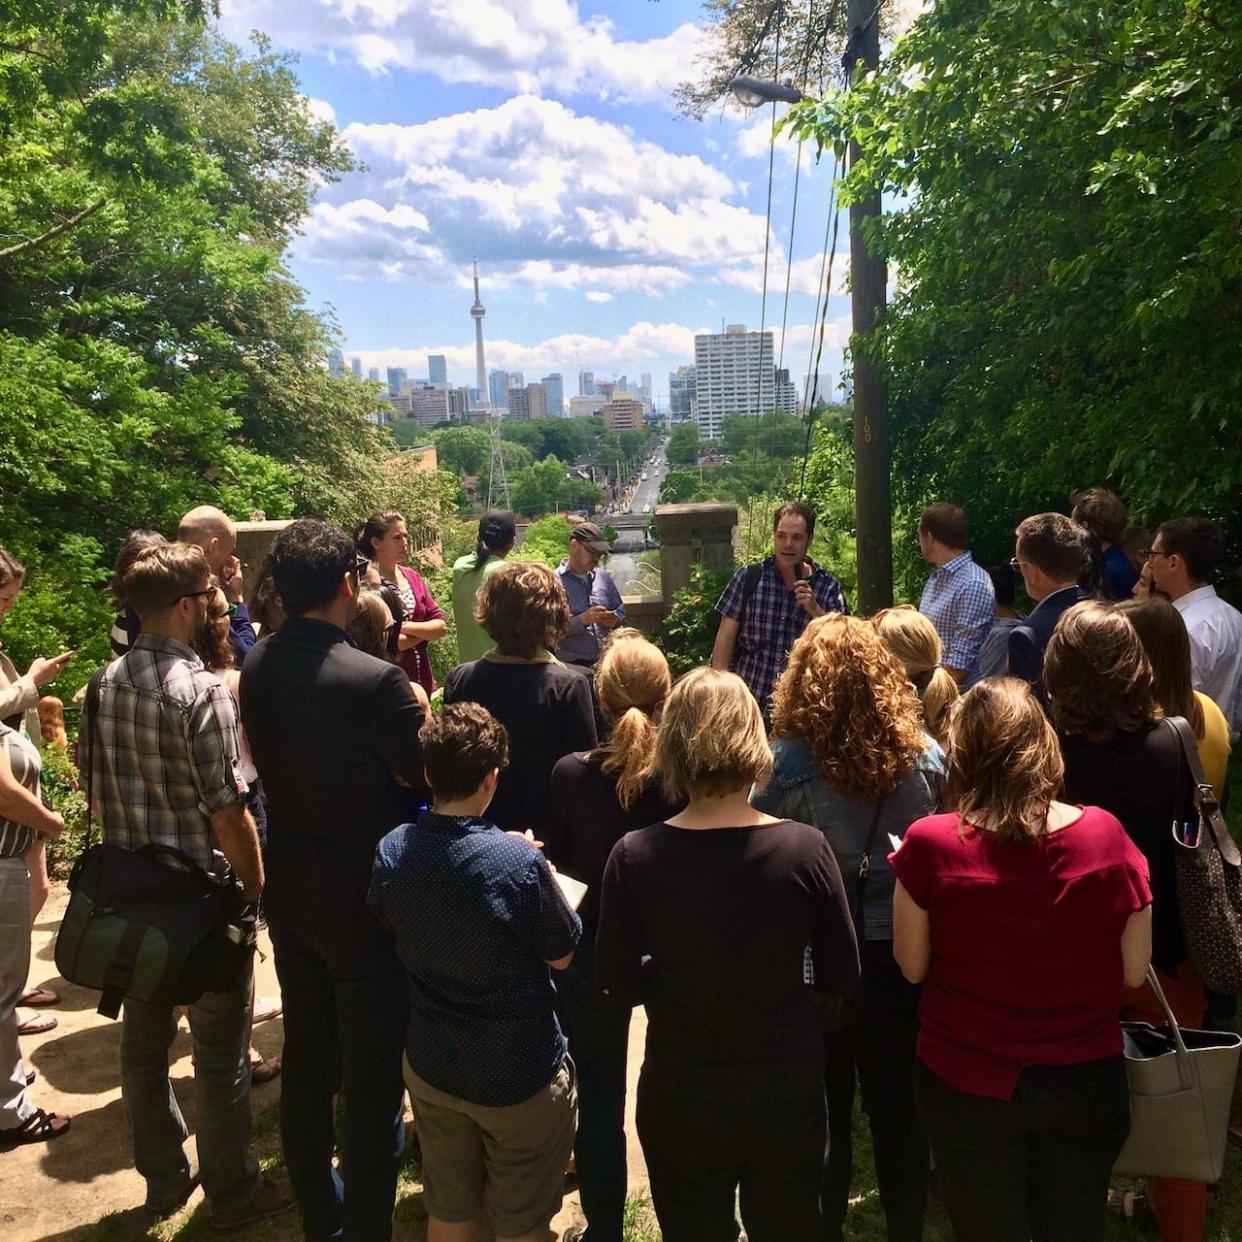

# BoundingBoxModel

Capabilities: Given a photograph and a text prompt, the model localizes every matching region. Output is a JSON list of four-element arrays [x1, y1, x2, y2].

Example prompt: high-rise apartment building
[[350, 357, 363, 377], [327, 348, 344, 379], [428, 354, 447, 386], [489, 370, 511, 409], [525, 383, 549, 421], [578, 370, 595, 396], [507, 386, 530, 420], [596, 380, 617, 403], [669, 366, 696, 421], [775, 367, 798, 415], [693, 325, 774, 440], [387, 367, 408, 396], [508, 371, 525, 390], [603, 397, 643, 432], [640, 373, 653, 410], [541, 373, 564, 417], [409, 385, 451, 428], [568, 394, 603, 419], [367, 366, 381, 383]]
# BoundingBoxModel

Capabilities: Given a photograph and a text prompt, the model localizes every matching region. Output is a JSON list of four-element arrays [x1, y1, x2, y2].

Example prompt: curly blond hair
[[873, 605, 959, 745], [770, 613, 926, 800]]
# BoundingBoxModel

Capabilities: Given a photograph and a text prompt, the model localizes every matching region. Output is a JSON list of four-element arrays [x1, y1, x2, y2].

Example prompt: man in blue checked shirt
[[917, 503, 996, 685], [554, 521, 625, 668], [712, 501, 849, 714]]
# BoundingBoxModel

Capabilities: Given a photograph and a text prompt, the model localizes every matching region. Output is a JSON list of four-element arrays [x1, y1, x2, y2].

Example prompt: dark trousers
[[822, 940, 927, 1242], [556, 947, 632, 1242], [637, 1076, 826, 1242], [273, 935, 408, 1242], [916, 1056, 1131, 1242]]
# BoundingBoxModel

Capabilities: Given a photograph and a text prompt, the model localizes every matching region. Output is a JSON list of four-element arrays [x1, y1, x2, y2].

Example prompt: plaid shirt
[[716, 556, 850, 707], [79, 634, 248, 872], [919, 552, 995, 676]]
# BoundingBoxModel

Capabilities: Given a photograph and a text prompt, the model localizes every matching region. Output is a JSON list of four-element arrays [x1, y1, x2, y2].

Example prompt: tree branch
[[0, 199, 107, 261]]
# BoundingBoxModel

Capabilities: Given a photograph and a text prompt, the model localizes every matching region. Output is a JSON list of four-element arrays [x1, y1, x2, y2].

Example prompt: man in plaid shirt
[[917, 503, 996, 685], [80, 542, 293, 1229], [712, 501, 850, 712]]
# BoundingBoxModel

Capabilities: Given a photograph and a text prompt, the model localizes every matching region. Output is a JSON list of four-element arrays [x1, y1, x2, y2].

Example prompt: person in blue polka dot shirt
[[369, 702, 581, 1241]]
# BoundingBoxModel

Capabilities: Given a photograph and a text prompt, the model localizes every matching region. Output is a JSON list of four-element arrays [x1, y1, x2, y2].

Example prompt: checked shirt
[[716, 556, 850, 709], [79, 634, 248, 872], [919, 551, 995, 679]]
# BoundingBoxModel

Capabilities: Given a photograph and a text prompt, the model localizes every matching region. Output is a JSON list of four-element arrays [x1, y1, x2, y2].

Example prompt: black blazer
[[1007, 586, 1088, 698], [240, 617, 427, 972]]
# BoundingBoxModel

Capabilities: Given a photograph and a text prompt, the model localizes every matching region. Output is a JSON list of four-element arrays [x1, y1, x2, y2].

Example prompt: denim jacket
[[752, 734, 945, 941]]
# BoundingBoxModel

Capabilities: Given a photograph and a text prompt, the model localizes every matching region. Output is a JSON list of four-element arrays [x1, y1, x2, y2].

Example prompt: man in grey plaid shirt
[[80, 542, 293, 1229]]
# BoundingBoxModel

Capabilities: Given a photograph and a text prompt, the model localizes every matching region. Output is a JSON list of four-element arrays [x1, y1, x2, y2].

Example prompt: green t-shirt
[[452, 553, 506, 663]]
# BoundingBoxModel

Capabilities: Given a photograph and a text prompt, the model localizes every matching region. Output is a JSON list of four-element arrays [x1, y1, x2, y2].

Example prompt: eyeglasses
[[348, 557, 370, 578], [1008, 557, 1025, 572], [174, 589, 217, 604], [1138, 548, 1168, 562]]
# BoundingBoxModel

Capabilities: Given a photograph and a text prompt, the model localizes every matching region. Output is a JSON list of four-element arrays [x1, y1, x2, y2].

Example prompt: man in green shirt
[[451, 511, 517, 663]]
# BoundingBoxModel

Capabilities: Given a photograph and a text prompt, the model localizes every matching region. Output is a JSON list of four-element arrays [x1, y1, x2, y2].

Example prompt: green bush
[[39, 740, 93, 879], [659, 564, 734, 678]]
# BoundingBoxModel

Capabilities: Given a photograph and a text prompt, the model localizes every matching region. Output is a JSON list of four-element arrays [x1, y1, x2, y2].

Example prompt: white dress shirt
[[1173, 585, 1242, 737]]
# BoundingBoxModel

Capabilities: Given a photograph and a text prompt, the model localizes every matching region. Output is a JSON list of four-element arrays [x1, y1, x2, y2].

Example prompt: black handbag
[[1164, 717, 1242, 994], [54, 669, 256, 1018]]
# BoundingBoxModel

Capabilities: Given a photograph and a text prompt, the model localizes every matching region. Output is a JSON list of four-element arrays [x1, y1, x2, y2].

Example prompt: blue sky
[[216, 0, 856, 404]]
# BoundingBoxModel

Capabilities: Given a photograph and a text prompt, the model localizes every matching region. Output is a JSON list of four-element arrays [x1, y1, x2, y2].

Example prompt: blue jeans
[[556, 945, 631, 1242], [273, 934, 407, 1242], [120, 958, 260, 1212]]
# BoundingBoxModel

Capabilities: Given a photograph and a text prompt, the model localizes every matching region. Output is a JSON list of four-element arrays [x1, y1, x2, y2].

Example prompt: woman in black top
[[1044, 602, 1205, 1242], [444, 560, 596, 833], [546, 630, 679, 1242], [597, 668, 858, 1242]]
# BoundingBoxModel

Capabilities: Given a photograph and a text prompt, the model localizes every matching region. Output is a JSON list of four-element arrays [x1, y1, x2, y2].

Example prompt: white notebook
[[554, 871, 589, 912]]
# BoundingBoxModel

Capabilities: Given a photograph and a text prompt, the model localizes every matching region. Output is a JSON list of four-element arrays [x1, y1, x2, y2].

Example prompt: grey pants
[[120, 956, 260, 1211], [0, 856, 34, 1132]]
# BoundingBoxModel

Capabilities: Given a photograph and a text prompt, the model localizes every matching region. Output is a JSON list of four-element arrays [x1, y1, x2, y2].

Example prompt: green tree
[[519, 514, 575, 565], [510, 455, 570, 519], [667, 421, 702, 466], [429, 425, 490, 477]]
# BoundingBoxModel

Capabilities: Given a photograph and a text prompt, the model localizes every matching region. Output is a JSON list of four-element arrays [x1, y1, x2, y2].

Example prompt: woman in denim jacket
[[752, 614, 944, 1242]]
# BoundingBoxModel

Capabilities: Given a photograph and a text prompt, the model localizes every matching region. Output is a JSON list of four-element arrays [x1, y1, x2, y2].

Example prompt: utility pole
[[845, 0, 892, 613]]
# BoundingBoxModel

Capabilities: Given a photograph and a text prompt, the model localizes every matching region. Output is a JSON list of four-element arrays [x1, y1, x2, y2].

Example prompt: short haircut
[[919, 502, 969, 548], [1156, 516, 1224, 584], [421, 702, 510, 801], [1043, 602, 1156, 741], [0, 548, 26, 589], [1071, 488, 1128, 546], [267, 518, 357, 617], [772, 500, 816, 540], [178, 505, 234, 546], [655, 668, 772, 800], [111, 529, 168, 605], [1015, 513, 1087, 582], [946, 678, 1064, 845], [123, 543, 211, 620], [986, 563, 1017, 608], [475, 560, 569, 658]]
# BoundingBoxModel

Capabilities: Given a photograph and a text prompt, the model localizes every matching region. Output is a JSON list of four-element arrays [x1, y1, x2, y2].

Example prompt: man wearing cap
[[554, 523, 625, 668]]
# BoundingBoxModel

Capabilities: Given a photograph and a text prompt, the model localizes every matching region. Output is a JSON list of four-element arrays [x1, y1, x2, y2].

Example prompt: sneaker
[[209, 1176, 297, 1233], [252, 995, 283, 1024], [144, 1173, 200, 1219]]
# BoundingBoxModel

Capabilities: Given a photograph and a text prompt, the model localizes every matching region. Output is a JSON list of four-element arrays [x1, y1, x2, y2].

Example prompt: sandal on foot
[[0, 1108, 70, 1148], [17, 1011, 57, 1036], [19, 987, 60, 1008], [24, 1068, 36, 1086]]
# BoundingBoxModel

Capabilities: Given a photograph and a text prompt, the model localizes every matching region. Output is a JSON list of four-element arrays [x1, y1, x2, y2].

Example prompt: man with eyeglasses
[[1148, 517, 1242, 738], [1007, 513, 1090, 701], [240, 519, 429, 1242], [79, 542, 294, 1229]]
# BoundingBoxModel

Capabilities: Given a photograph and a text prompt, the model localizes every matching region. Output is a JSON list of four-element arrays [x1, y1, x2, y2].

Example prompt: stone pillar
[[234, 520, 293, 607], [653, 503, 739, 600]]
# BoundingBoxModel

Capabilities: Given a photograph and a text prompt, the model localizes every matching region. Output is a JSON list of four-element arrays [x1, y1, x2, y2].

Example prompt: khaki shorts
[[404, 1057, 577, 1237]]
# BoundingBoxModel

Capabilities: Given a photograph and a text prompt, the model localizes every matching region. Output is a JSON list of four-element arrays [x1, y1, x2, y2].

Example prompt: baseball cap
[[571, 521, 612, 553]]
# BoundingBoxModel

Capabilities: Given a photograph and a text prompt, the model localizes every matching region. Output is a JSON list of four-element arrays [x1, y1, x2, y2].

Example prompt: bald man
[[178, 505, 256, 663]]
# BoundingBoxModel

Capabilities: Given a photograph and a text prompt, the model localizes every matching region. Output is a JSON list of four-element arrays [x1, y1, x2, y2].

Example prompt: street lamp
[[728, 75, 806, 108]]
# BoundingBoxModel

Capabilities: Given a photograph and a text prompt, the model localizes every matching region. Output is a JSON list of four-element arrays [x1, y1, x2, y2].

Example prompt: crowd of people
[[0, 483, 1237, 1242]]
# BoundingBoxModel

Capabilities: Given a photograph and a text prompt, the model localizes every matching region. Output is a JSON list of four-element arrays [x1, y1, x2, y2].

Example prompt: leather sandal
[[0, 1108, 70, 1148]]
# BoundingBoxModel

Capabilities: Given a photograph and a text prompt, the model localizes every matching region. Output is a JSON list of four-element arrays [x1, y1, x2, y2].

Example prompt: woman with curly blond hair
[[444, 560, 596, 833], [874, 605, 960, 745], [752, 613, 944, 1242]]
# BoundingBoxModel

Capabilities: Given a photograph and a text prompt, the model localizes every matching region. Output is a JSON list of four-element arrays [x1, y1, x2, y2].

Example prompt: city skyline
[[213, 0, 861, 404]]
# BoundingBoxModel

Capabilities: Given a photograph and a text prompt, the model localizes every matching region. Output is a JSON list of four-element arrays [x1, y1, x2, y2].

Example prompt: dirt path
[[0, 886, 649, 1241]]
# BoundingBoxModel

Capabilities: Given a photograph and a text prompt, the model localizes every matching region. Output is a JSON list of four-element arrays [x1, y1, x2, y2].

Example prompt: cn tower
[[470, 258, 488, 403]]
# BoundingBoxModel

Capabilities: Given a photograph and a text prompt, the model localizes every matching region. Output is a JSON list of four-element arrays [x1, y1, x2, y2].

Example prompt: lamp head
[[728, 76, 805, 108]]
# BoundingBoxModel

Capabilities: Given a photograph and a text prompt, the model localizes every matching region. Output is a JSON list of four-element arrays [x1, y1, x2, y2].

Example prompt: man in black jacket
[[241, 519, 427, 1242], [1008, 512, 1090, 701]]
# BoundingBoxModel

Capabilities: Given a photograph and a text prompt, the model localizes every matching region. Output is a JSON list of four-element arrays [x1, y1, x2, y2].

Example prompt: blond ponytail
[[874, 605, 960, 746]]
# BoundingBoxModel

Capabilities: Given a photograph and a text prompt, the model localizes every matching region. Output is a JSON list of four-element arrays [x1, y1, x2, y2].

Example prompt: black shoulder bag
[[54, 670, 256, 1018]]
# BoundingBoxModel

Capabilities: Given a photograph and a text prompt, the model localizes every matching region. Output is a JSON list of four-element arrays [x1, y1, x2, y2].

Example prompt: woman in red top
[[891, 678, 1152, 1242], [356, 511, 446, 697]]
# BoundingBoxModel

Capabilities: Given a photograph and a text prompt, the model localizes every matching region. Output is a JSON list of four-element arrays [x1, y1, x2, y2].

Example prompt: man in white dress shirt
[[1149, 517, 1242, 737]]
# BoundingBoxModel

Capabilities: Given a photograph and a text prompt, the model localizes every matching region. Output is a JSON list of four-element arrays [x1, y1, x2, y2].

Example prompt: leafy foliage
[[666, 421, 702, 466], [659, 563, 735, 677]]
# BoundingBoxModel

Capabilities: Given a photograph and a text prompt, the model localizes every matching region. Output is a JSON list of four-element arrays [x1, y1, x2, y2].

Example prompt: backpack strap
[[735, 561, 764, 636], [98, 919, 146, 1019], [1164, 716, 1239, 865]]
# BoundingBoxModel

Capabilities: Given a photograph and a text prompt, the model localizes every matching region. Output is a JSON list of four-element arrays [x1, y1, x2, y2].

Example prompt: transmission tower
[[487, 410, 510, 509]]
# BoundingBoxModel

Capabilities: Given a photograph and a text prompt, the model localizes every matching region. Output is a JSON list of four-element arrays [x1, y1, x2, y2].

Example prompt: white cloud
[[719, 252, 852, 298], [217, 0, 706, 105], [296, 95, 769, 285], [585, 290, 613, 303], [304, 96, 337, 126]]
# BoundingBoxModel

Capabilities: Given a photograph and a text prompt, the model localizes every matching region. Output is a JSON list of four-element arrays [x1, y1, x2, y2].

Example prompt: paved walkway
[[0, 886, 649, 1241]]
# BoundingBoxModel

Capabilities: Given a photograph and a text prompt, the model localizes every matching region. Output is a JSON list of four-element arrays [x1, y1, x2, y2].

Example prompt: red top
[[395, 564, 445, 696], [890, 806, 1150, 1101]]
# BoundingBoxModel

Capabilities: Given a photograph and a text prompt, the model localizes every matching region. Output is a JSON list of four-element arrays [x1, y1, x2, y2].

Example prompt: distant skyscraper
[[327, 348, 344, 379], [387, 367, 408, 396], [489, 369, 511, 409], [470, 261, 488, 402], [508, 371, 525, 390], [694, 325, 774, 440], [367, 366, 381, 383], [525, 383, 549, 421], [669, 365, 696, 422], [542, 373, 564, 417], [578, 370, 595, 396], [603, 396, 643, 432], [428, 354, 447, 386], [640, 372, 653, 410], [350, 357, 363, 377], [508, 387, 530, 420], [774, 367, 798, 415]]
